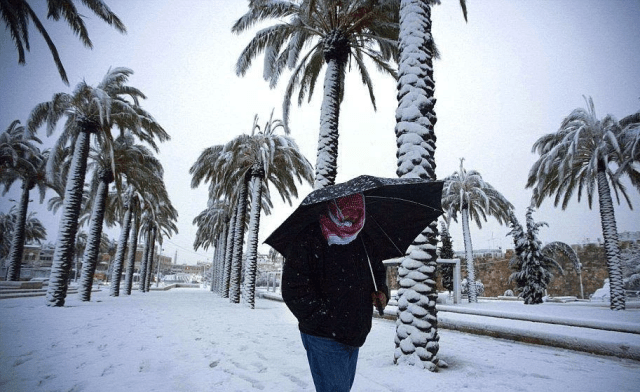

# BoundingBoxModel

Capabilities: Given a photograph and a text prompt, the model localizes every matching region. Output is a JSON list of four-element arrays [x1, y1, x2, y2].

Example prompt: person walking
[[282, 193, 389, 392]]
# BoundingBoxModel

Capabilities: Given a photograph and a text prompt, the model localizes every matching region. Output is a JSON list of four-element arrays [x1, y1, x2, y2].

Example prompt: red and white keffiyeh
[[319, 193, 365, 246]]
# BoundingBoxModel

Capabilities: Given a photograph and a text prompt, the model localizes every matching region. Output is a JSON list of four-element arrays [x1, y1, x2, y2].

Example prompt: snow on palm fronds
[[442, 158, 513, 304], [234, 0, 399, 188], [527, 96, 640, 310], [190, 111, 313, 307]]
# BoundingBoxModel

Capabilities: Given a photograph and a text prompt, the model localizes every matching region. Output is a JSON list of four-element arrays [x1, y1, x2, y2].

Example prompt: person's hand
[[371, 291, 387, 316], [371, 291, 387, 306]]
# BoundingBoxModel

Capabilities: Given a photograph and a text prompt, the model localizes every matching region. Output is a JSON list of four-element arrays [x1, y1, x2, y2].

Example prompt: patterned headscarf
[[319, 193, 366, 245]]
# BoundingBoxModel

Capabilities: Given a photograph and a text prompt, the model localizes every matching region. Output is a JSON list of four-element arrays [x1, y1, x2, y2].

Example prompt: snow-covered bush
[[622, 244, 640, 290], [507, 208, 564, 305], [438, 222, 455, 293], [461, 278, 484, 297]]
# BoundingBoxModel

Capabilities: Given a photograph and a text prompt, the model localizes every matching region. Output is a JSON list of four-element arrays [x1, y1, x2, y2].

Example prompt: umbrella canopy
[[265, 175, 444, 261]]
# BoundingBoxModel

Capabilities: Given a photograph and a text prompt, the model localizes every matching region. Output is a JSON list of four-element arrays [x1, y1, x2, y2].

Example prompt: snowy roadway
[[1, 288, 639, 392]]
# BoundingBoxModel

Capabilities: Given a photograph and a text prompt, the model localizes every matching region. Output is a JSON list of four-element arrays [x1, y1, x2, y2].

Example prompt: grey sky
[[1, 0, 639, 265]]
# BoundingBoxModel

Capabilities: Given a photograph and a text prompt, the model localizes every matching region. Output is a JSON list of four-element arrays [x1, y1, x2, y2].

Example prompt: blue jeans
[[300, 333, 359, 392]]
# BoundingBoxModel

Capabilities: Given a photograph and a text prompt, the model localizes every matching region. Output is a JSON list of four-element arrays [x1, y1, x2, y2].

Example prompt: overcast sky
[[1, 0, 639, 266]]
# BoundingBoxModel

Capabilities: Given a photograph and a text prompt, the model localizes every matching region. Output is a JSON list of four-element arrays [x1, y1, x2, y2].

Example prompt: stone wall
[[467, 244, 608, 298], [387, 244, 610, 299]]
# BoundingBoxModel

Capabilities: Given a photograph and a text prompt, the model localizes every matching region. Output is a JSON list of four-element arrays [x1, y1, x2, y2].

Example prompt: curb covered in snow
[[436, 311, 640, 361], [256, 290, 640, 361], [436, 304, 640, 335]]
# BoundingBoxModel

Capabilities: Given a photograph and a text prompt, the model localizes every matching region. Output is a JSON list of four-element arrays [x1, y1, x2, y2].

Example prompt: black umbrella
[[265, 175, 443, 315], [265, 175, 444, 262]]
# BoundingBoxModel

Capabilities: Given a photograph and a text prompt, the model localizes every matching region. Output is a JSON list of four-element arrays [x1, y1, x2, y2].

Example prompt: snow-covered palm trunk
[[218, 225, 229, 295], [123, 201, 140, 295], [79, 171, 111, 301], [461, 208, 477, 302], [596, 168, 626, 310], [314, 31, 348, 190], [210, 241, 218, 292], [6, 180, 32, 281], [393, 0, 441, 371], [46, 130, 91, 307], [144, 227, 156, 292], [109, 196, 133, 297], [243, 171, 264, 308], [222, 207, 237, 298], [214, 232, 227, 293], [139, 228, 151, 292], [210, 236, 221, 293], [230, 181, 248, 303]]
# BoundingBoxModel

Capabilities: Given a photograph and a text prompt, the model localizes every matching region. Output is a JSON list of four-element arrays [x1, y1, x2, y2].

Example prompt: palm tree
[[191, 145, 246, 301], [190, 113, 313, 304], [138, 191, 178, 291], [223, 113, 313, 308], [393, 0, 467, 371], [507, 208, 564, 304], [79, 133, 164, 300], [193, 199, 232, 294], [0, 207, 46, 273], [138, 222, 153, 292], [527, 97, 640, 310], [442, 158, 513, 303], [233, 0, 399, 189], [109, 189, 134, 296], [73, 230, 87, 282], [0, 120, 49, 281], [77, 169, 113, 300], [28, 67, 169, 306], [1, 0, 126, 84], [110, 176, 174, 296]]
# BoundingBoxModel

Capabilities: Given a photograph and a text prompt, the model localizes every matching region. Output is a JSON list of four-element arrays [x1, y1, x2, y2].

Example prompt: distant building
[[454, 248, 503, 259]]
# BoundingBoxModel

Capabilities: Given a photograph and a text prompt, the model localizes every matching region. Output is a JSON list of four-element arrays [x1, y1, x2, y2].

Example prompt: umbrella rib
[[360, 237, 378, 292], [367, 213, 405, 257], [366, 196, 443, 213]]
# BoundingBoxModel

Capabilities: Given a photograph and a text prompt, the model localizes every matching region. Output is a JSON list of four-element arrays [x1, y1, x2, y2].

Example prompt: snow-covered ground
[[1, 287, 639, 392]]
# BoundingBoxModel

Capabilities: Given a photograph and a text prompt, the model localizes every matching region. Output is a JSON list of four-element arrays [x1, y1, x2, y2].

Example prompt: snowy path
[[1, 288, 639, 392]]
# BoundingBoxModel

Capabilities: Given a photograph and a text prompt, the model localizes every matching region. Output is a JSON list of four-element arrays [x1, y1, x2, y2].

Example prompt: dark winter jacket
[[282, 223, 388, 348]]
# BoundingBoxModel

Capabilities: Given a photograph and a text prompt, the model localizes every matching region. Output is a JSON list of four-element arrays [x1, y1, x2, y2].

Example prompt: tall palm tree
[[28, 67, 169, 306], [0, 120, 49, 281], [233, 0, 399, 189], [442, 158, 512, 303], [507, 208, 565, 305], [222, 113, 313, 308], [527, 96, 640, 310], [393, 0, 467, 371], [77, 168, 112, 300], [1, 0, 126, 84]]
